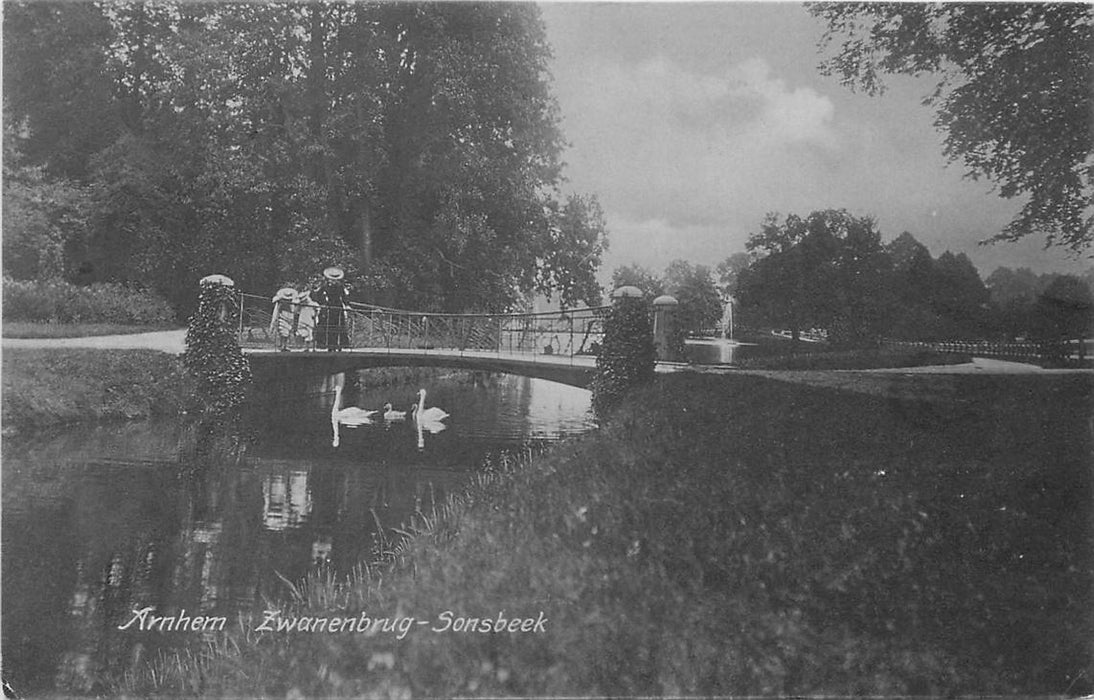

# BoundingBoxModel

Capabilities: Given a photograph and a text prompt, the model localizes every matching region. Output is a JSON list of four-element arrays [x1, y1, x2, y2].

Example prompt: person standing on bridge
[[294, 289, 319, 351], [315, 267, 350, 351], [269, 287, 298, 351]]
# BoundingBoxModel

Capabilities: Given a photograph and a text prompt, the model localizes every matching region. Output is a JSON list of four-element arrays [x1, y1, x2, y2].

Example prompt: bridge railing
[[237, 292, 608, 361]]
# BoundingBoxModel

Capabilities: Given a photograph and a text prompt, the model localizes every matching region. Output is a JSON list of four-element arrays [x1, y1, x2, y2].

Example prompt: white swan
[[383, 403, 407, 421], [332, 385, 377, 427], [412, 389, 449, 423]]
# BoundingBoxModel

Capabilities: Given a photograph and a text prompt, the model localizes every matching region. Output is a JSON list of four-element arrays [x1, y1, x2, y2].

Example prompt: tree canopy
[[732, 210, 1003, 344], [810, 2, 1094, 251], [3, 2, 607, 315]]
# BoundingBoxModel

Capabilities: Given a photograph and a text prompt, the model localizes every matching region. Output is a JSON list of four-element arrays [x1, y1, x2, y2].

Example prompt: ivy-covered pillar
[[184, 275, 252, 416], [590, 286, 656, 417]]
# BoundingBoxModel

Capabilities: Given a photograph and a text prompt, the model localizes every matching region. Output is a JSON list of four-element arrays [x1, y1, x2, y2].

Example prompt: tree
[[716, 252, 750, 299], [663, 259, 723, 335], [927, 252, 991, 338], [2, 116, 88, 280], [1029, 275, 1093, 365], [985, 266, 1042, 339], [611, 264, 663, 298], [736, 210, 895, 344], [538, 194, 609, 308], [811, 3, 1094, 250], [737, 211, 842, 342], [3, 2, 604, 315]]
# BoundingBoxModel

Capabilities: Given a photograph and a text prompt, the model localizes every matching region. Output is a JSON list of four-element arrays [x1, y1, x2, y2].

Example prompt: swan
[[412, 389, 449, 423], [383, 403, 407, 421], [332, 385, 377, 426]]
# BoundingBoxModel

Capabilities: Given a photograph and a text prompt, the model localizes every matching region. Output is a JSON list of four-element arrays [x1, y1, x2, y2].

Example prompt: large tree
[[2, 2, 606, 313], [811, 2, 1094, 251], [736, 209, 893, 343], [662, 259, 723, 335]]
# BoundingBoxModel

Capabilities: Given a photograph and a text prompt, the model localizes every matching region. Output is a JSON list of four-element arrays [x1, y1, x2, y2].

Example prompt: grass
[[1, 348, 190, 434], [2, 322, 181, 339], [118, 371, 1092, 697]]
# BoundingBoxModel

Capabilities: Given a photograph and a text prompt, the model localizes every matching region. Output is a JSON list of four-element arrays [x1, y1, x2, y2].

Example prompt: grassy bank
[[1, 322, 180, 339], [121, 372, 1091, 697], [1, 348, 189, 434]]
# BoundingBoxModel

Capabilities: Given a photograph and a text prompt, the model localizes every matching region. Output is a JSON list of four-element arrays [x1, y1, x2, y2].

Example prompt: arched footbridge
[[237, 293, 617, 388]]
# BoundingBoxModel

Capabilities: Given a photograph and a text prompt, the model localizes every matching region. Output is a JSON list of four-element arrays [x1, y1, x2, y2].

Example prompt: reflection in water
[[2, 371, 592, 695], [684, 338, 752, 364]]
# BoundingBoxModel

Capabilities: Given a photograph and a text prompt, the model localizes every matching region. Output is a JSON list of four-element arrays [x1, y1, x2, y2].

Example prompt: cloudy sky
[[537, 2, 1090, 283]]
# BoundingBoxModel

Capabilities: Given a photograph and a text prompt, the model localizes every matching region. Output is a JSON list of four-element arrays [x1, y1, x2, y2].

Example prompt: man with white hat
[[314, 267, 350, 351]]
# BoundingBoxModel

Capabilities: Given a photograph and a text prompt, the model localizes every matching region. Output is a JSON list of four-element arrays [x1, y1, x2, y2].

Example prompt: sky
[[537, 2, 1092, 284]]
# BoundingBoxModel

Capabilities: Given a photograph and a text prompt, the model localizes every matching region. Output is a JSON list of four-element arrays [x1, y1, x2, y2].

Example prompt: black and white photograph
[[2, 1, 1092, 697]]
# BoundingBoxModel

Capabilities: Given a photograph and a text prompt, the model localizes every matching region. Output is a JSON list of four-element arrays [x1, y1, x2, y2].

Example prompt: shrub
[[1, 277, 176, 325]]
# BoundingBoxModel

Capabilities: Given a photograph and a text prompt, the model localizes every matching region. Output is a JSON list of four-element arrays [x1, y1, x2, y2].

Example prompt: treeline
[[2, 2, 607, 318], [725, 210, 1093, 345]]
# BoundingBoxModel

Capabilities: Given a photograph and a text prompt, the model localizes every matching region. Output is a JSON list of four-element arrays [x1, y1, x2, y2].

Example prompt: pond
[[1, 370, 593, 696]]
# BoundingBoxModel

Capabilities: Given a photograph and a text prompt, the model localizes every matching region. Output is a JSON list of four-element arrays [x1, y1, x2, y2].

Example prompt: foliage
[[591, 296, 655, 417], [663, 259, 723, 335], [885, 233, 994, 341], [3, 2, 606, 315], [811, 2, 1094, 250], [1, 348, 188, 433], [715, 252, 750, 298], [611, 264, 664, 298], [119, 373, 1093, 697], [986, 267, 1094, 341], [1029, 275, 1094, 344], [736, 210, 893, 344], [2, 117, 90, 281], [182, 281, 251, 416], [2, 277, 176, 325], [537, 194, 609, 308]]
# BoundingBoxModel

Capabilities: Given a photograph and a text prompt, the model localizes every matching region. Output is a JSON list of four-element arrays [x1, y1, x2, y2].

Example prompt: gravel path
[[2, 329, 188, 354]]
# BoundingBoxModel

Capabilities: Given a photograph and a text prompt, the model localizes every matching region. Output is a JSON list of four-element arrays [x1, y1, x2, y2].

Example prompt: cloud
[[557, 54, 839, 255], [544, 4, 1090, 280]]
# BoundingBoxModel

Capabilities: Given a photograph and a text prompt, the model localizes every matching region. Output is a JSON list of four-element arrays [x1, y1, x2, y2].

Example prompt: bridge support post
[[652, 294, 681, 361]]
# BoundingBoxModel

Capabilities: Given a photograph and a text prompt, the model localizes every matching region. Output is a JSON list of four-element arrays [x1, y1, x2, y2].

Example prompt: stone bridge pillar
[[652, 294, 680, 361]]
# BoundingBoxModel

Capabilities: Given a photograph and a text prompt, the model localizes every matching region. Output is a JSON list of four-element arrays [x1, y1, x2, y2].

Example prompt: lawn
[[120, 371, 1092, 697]]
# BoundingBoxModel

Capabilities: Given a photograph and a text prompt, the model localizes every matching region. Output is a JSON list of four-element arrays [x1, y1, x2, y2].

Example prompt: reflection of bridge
[[238, 293, 608, 387]]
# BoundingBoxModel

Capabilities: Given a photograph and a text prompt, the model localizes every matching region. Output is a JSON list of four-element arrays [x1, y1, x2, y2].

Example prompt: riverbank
[[120, 371, 1093, 697], [1, 349, 191, 435], [1, 345, 490, 437]]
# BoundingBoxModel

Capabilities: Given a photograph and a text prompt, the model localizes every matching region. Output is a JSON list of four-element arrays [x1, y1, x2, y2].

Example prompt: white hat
[[273, 287, 296, 301], [323, 267, 345, 281]]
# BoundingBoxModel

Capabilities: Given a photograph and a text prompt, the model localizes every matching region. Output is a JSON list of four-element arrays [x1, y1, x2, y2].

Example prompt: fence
[[882, 338, 1088, 365], [237, 292, 607, 360]]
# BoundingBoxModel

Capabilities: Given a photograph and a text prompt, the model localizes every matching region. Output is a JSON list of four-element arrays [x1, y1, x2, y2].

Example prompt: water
[[684, 338, 768, 364], [1, 370, 593, 696]]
